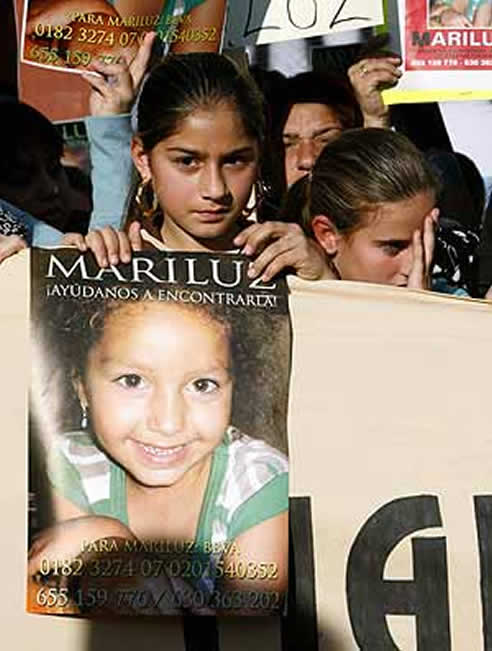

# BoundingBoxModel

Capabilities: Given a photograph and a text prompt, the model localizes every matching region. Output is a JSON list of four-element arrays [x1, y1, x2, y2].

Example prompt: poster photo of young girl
[[27, 247, 290, 616]]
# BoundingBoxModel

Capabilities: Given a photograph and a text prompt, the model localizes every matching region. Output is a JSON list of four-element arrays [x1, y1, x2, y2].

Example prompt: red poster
[[406, 0, 492, 71]]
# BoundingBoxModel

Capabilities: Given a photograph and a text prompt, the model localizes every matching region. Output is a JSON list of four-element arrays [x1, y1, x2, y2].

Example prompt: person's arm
[[82, 33, 155, 231], [84, 114, 134, 231], [0, 198, 64, 247]]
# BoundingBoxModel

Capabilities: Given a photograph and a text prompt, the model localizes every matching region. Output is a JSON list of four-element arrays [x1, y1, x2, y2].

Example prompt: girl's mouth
[[133, 440, 189, 465]]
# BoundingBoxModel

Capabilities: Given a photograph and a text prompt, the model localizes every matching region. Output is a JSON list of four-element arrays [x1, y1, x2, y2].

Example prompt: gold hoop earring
[[242, 179, 271, 218], [135, 179, 159, 219]]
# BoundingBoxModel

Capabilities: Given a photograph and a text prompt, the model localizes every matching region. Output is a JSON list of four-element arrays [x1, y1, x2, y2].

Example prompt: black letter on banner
[[346, 496, 451, 650], [474, 496, 492, 651]]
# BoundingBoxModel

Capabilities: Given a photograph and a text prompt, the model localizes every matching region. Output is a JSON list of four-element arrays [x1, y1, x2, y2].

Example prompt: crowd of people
[[2, 31, 491, 295], [5, 23, 492, 612]]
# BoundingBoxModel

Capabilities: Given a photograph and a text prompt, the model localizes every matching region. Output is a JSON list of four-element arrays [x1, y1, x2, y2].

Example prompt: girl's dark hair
[[0, 101, 63, 184], [282, 128, 440, 236], [127, 53, 266, 236], [280, 71, 362, 132], [137, 52, 265, 150]]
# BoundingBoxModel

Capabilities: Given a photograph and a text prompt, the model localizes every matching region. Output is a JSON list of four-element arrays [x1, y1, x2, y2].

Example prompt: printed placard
[[224, 0, 385, 48], [383, 0, 492, 102], [406, 0, 492, 71], [15, 0, 226, 120], [20, 0, 161, 74], [28, 248, 290, 616]]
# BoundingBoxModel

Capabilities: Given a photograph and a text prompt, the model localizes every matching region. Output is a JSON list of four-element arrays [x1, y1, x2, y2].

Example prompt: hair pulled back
[[137, 52, 266, 152], [283, 128, 440, 235]]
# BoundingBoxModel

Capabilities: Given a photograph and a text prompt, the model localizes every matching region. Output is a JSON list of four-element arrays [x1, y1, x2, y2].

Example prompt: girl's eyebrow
[[98, 356, 232, 376], [166, 146, 256, 156], [376, 238, 411, 247]]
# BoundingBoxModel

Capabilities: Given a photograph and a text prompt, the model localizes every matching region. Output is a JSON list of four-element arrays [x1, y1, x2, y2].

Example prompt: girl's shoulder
[[54, 430, 108, 465], [223, 426, 287, 467], [218, 426, 288, 502], [49, 430, 115, 509], [205, 427, 288, 542]]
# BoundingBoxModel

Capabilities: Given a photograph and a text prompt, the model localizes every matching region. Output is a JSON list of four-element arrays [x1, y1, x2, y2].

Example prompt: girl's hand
[[0, 234, 26, 264], [28, 515, 135, 577], [348, 57, 402, 128], [62, 222, 143, 267], [234, 222, 335, 282], [407, 214, 437, 290], [82, 32, 156, 116]]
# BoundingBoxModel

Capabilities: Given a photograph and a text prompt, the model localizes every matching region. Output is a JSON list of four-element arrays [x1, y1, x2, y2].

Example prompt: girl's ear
[[131, 136, 152, 182], [311, 215, 340, 256], [72, 372, 88, 410]]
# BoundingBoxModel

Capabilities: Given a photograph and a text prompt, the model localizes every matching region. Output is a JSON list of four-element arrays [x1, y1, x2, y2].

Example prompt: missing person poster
[[406, 0, 492, 71], [28, 248, 290, 617], [14, 0, 227, 121], [19, 0, 162, 74], [383, 0, 492, 102]]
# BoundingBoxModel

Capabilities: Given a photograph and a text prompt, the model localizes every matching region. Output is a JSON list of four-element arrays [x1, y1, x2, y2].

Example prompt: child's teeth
[[142, 443, 184, 456]]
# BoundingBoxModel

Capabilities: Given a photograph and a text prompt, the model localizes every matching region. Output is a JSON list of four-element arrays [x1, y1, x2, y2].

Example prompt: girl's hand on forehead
[[407, 210, 438, 290], [233, 222, 336, 283], [62, 222, 143, 268], [0, 234, 27, 265], [82, 32, 156, 116]]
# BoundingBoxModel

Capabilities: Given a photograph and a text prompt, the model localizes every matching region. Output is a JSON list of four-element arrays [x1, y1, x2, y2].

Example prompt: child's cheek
[[194, 394, 232, 441]]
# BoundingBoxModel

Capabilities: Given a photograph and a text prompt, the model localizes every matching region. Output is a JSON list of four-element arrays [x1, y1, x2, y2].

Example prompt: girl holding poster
[[66, 51, 331, 283]]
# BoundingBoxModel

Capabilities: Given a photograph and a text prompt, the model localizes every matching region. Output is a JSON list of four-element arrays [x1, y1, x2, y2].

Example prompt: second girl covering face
[[283, 128, 459, 293]]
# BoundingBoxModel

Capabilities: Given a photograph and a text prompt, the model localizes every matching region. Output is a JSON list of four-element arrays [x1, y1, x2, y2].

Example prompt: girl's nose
[[199, 164, 228, 201], [147, 388, 185, 436], [399, 247, 414, 281]]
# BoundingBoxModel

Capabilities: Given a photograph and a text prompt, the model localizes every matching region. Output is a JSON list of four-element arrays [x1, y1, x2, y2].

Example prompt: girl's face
[[315, 191, 436, 286], [77, 303, 232, 490], [132, 102, 260, 250]]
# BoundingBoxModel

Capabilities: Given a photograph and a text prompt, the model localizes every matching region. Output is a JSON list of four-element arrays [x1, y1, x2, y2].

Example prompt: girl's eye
[[381, 243, 407, 257], [224, 156, 248, 167], [175, 156, 199, 168], [190, 378, 219, 394], [115, 374, 146, 389]]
